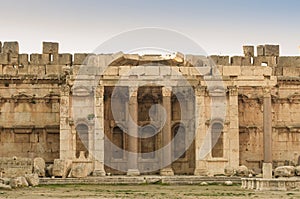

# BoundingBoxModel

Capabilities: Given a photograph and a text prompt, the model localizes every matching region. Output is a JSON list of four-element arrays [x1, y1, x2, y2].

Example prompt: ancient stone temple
[[0, 41, 299, 177]]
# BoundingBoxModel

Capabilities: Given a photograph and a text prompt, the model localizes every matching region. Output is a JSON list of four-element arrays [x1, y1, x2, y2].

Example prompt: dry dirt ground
[[0, 184, 300, 199]]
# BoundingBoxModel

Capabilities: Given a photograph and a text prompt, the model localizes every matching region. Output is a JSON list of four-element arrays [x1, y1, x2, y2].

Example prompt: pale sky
[[0, 0, 299, 55]]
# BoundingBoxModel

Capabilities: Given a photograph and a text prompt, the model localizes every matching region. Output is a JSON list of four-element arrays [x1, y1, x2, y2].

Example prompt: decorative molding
[[72, 86, 93, 97]]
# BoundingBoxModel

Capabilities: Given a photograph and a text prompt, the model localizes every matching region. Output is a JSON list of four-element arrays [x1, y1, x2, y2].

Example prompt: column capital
[[228, 86, 238, 96], [162, 86, 172, 97], [195, 86, 207, 96], [263, 87, 271, 97], [60, 85, 71, 96], [128, 86, 138, 97]]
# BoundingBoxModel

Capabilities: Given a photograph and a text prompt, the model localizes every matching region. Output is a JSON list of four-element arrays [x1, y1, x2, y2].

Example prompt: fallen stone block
[[71, 163, 90, 178], [52, 159, 72, 178], [274, 166, 295, 177], [10, 177, 28, 188], [236, 165, 249, 177], [224, 165, 235, 177], [33, 157, 46, 177], [25, 173, 39, 186], [0, 183, 12, 190]]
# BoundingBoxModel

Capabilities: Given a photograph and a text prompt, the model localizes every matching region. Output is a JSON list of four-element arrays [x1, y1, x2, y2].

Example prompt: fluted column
[[160, 86, 174, 176], [127, 86, 140, 176]]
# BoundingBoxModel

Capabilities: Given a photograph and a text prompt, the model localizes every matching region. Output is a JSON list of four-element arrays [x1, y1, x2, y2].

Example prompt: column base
[[262, 163, 273, 179], [127, 169, 140, 176], [160, 167, 174, 176]]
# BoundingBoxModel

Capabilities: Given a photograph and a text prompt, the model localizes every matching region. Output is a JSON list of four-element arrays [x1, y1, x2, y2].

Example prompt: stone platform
[[39, 176, 241, 185], [242, 177, 300, 191]]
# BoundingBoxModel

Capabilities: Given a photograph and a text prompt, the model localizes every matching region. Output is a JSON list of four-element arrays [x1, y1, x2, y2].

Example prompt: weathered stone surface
[[2, 41, 19, 54], [264, 44, 279, 56], [0, 183, 12, 190], [52, 159, 72, 178], [0, 178, 10, 185], [236, 165, 249, 177], [10, 177, 28, 188], [224, 165, 235, 177], [33, 157, 46, 177], [43, 42, 59, 54], [0, 157, 33, 178], [25, 173, 39, 186], [74, 53, 88, 65], [257, 45, 265, 56], [223, 65, 241, 76], [71, 163, 90, 178], [274, 166, 295, 177], [243, 46, 254, 57]]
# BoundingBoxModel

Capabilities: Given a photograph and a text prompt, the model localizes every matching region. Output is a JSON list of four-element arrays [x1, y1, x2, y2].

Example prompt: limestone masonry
[[0, 41, 299, 178]]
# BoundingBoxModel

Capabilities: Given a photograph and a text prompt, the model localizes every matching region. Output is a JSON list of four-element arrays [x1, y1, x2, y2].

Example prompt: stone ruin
[[0, 41, 299, 188]]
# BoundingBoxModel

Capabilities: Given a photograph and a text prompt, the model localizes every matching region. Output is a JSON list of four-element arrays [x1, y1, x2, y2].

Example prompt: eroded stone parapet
[[264, 44, 279, 56], [257, 44, 280, 57], [2, 41, 19, 54], [0, 53, 8, 64], [257, 45, 265, 56], [42, 42, 59, 54], [18, 54, 29, 67], [30, 54, 50, 65], [209, 55, 230, 66], [278, 56, 300, 67], [57, 53, 72, 65], [253, 56, 277, 67], [243, 46, 254, 57], [74, 53, 89, 65]]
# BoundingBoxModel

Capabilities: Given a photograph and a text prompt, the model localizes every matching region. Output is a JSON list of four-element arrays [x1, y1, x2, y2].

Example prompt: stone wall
[[0, 41, 299, 176]]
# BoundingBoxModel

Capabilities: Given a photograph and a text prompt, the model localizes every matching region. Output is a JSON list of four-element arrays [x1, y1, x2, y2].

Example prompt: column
[[127, 86, 140, 176], [263, 87, 272, 178], [59, 85, 74, 159], [160, 86, 174, 176], [228, 86, 239, 168], [93, 85, 106, 176], [194, 86, 208, 175]]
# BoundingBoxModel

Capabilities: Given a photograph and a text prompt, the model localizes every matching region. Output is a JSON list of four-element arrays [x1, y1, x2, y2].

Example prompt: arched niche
[[75, 124, 89, 158], [139, 125, 157, 159], [172, 123, 186, 159], [211, 122, 224, 158], [112, 126, 124, 159]]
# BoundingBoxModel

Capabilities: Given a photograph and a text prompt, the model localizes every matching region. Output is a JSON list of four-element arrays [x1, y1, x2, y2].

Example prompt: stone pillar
[[263, 87, 272, 178], [160, 86, 174, 176], [59, 85, 74, 159], [127, 86, 140, 176], [194, 86, 208, 175], [228, 86, 239, 168], [93, 85, 106, 176]]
